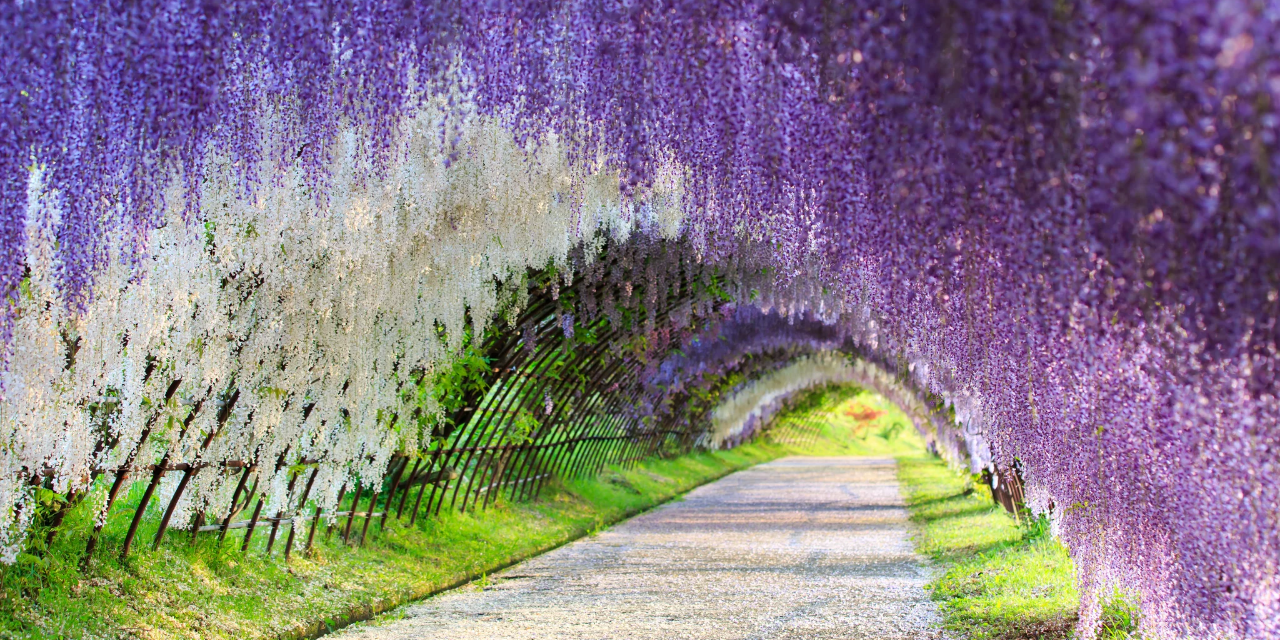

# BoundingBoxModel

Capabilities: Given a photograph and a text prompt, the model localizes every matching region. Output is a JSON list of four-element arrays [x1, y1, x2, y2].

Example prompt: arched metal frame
[[31, 240, 870, 564]]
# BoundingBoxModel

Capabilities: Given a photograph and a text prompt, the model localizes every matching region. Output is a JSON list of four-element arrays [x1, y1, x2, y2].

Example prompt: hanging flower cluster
[[3, 103, 685, 559], [1, 3, 1277, 638]]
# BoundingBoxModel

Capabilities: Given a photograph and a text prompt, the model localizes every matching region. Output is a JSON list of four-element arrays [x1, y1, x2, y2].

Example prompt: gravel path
[[332, 457, 948, 640]]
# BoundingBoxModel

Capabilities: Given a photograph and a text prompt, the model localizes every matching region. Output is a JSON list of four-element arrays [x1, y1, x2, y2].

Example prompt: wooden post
[[85, 380, 181, 562], [380, 455, 407, 529], [394, 458, 421, 519], [284, 467, 319, 560], [120, 397, 205, 559], [358, 488, 379, 547], [218, 465, 255, 543], [304, 506, 323, 553], [264, 470, 299, 555], [409, 448, 444, 526], [342, 484, 363, 544], [326, 484, 347, 540], [240, 496, 266, 553], [154, 390, 239, 550]]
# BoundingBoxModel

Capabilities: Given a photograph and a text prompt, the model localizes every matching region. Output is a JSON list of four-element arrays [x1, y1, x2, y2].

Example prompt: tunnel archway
[[2, 3, 1277, 638]]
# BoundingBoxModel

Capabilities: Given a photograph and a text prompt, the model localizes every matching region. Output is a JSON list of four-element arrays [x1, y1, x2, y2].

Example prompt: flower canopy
[[1, 2, 1277, 638]]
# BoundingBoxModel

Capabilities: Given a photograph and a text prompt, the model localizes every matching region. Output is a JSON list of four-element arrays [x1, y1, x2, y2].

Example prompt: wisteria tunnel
[[1, 2, 1278, 639]]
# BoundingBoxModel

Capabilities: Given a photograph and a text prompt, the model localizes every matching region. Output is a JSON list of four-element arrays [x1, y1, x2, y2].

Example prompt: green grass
[[896, 454, 1141, 640], [896, 454, 1080, 639], [771, 391, 928, 456], [1, 428, 859, 640]]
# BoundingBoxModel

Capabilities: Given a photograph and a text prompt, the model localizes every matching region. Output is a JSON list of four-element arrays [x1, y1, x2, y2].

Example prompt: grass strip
[[896, 453, 1141, 640]]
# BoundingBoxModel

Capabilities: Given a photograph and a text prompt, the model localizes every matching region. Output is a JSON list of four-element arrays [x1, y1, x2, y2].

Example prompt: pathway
[[332, 457, 947, 640]]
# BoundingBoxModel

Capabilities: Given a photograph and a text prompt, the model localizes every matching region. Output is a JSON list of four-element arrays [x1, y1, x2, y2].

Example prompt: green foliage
[[429, 340, 490, 415], [877, 419, 905, 440], [1098, 591, 1142, 639], [414, 325, 493, 440], [504, 408, 541, 445]]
